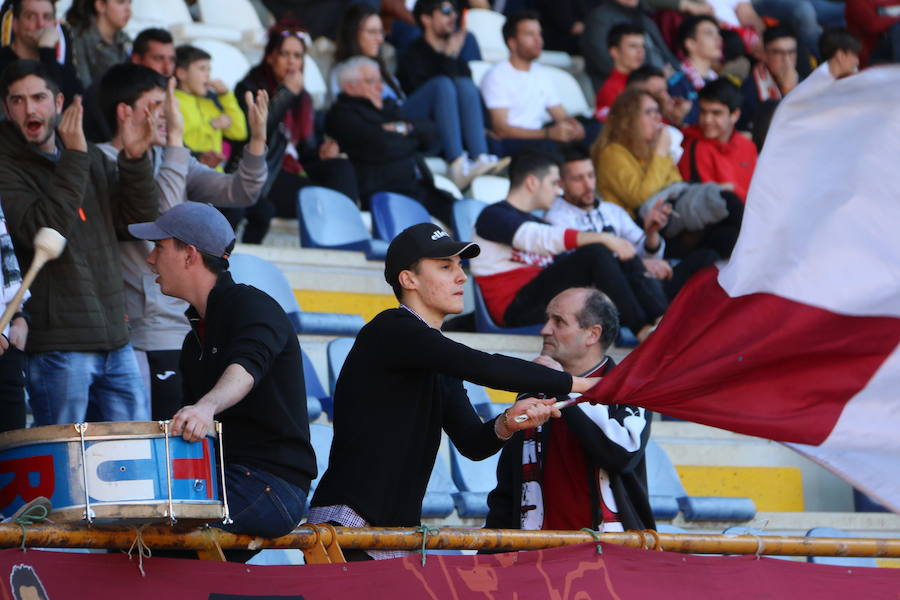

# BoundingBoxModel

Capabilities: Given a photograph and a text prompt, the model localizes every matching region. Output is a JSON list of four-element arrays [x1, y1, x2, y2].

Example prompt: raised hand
[[643, 197, 671, 236], [37, 22, 60, 48], [120, 104, 157, 159], [245, 89, 269, 156], [58, 95, 87, 152], [208, 78, 229, 95], [164, 76, 183, 147]]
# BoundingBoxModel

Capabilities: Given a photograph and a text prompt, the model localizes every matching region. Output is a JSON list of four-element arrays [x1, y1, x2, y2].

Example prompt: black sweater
[[181, 272, 315, 492], [396, 36, 472, 95], [311, 308, 573, 527]]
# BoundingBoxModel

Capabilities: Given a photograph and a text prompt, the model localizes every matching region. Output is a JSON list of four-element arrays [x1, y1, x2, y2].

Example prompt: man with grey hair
[[325, 56, 454, 223], [486, 287, 655, 533]]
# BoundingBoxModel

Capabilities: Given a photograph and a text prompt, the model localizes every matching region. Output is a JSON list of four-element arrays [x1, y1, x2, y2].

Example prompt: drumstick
[[513, 398, 581, 423], [0, 228, 67, 333]]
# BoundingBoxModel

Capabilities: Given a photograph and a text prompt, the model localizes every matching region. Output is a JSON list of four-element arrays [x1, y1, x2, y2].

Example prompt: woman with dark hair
[[66, 0, 132, 87], [331, 3, 503, 191], [228, 24, 359, 244]]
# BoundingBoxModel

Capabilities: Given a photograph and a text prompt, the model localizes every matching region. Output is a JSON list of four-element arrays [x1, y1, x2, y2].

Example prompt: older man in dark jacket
[[0, 60, 159, 426]]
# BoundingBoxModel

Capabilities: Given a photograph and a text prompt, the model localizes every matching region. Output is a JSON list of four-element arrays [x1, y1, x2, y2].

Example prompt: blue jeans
[[217, 463, 308, 539], [26, 344, 149, 425], [400, 75, 488, 160]]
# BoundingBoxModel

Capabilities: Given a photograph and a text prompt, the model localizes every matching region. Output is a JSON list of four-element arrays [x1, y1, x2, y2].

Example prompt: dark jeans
[[504, 244, 669, 332], [0, 347, 26, 433], [144, 349, 183, 422], [663, 248, 720, 301], [664, 191, 744, 261]]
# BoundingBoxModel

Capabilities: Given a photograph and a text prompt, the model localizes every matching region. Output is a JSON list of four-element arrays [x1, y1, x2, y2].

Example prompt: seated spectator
[[396, 0, 506, 189], [326, 56, 455, 224], [627, 65, 688, 160], [592, 88, 743, 260], [333, 4, 490, 189], [595, 23, 646, 122], [679, 78, 757, 203], [679, 15, 722, 91], [846, 0, 900, 66], [174, 45, 248, 170], [819, 27, 862, 78], [471, 152, 666, 340], [0, 59, 158, 425], [582, 0, 679, 91], [96, 63, 268, 420], [230, 26, 359, 244], [751, 0, 824, 64], [535, 0, 590, 55], [480, 11, 586, 156], [65, 0, 131, 87], [548, 146, 713, 300], [0, 0, 82, 102], [738, 26, 800, 132]]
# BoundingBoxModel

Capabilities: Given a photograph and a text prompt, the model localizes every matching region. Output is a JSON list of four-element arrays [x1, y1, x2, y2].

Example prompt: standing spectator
[[0, 60, 159, 426], [66, 0, 132, 87], [480, 11, 585, 156], [679, 78, 757, 203], [738, 25, 800, 132], [535, 0, 593, 54], [845, 0, 897, 67], [174, 44, 247, 170], [819, 27, 861, 78], [594, 23, 646, 122], [230, 26, 358, 244], [396, 0, 506, 188], [0, 204, 28, 433], [0, 0, 82, 102]]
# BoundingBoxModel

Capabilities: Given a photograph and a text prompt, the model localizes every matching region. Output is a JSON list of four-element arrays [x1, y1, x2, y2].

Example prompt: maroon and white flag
[[582, 63, 900, 513]]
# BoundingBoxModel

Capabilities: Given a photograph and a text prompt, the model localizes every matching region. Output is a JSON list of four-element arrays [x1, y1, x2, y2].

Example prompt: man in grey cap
[[129, 203, 314, 553], [308, 222, 599, 561]]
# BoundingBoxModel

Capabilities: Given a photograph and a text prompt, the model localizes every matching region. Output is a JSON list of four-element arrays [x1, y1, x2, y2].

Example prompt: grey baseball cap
[[128, 202, 235, 258]]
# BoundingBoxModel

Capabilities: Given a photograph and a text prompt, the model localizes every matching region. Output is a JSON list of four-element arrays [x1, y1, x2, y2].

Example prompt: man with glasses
[[739, 25, 799, 131]]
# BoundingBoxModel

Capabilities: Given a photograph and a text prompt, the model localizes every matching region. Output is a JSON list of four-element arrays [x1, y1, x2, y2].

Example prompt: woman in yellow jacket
[[174, 45, 248, 171]]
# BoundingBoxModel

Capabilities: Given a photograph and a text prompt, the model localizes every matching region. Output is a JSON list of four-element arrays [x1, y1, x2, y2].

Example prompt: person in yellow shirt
[[174, 44, 248, 170]]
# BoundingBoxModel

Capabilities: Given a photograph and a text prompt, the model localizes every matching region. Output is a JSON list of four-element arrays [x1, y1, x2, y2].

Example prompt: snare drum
[[0, 421, 227, 524]]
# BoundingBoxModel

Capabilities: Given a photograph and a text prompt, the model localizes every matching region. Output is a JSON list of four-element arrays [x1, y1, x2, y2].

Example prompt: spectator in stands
[[751, 0, 824, 63], [471, 152, 666, 340], [65, 0, 132, 87], [0, 204, 28, 434], [96, 63, 267, 420], [327, 56, 456, 223], [486, 287, 655, 533], [582, 0, 679, 90], [594, 23, 646, 122], [0, 59, 158, 425], [846, 0, 900, 66], [230, 26, 358, 244], [480, 11, 586, 156], [0, 0, 82, 102], [334, 3, 496, 190], [679, 15, 722, 91], [738, 26, 800, 132], [592, 88, 743, 260], [627, 65, 688, 160], [129, 202, 313, 558], [535, 0, 591, 55], [679, 79, 757, 203], [174, 44, 247, 170], [819, 27, 862, 78], [309, 222, 599, 561], [396, 0, 507, 189]]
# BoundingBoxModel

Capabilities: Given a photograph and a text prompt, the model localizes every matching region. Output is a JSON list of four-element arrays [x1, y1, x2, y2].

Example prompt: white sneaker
[[450, 155, 494, 191], [474, 153, 511, 175]]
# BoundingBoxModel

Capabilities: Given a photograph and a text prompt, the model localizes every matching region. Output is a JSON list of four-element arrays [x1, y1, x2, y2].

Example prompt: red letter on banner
[[0, 455, 55, 507]]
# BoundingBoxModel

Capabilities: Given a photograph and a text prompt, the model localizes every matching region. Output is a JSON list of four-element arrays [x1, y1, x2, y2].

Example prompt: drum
[[0, 421, 228, 524]]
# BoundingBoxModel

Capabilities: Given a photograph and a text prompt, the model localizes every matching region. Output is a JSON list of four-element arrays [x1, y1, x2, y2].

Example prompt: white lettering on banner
[[84, 440, 155, 501]]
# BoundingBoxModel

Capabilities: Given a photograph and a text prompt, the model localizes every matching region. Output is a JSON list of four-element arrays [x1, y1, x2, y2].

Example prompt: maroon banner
[[2, 542, 899, 599]]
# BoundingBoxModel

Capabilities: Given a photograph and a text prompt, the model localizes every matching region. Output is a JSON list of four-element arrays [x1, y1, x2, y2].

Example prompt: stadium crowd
[[0, 0, 890, 562]]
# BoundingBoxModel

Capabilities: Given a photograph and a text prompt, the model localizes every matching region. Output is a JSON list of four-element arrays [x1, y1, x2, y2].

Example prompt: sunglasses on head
[[438, 3, 456, 15]]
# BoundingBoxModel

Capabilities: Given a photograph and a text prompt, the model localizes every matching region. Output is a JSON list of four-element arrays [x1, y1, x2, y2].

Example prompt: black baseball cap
[[384, 223, 480, 286]]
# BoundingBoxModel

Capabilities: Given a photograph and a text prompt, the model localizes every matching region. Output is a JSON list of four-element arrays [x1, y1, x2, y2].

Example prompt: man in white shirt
[[480, 10, 585, 156]]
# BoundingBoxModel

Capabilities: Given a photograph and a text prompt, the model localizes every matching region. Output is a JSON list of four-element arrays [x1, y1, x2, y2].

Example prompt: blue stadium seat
[[451, 198, 487, 242], [370, 192, 432, 241], [423, 452, 458, 518], [463, 381, 506, 421], [853, 489, 889, 513], [656, 524, 689, 534], [308, 423, 334, 495], [805, 527, 878, 567], [297, 187, 388, 259], [448, 441, 500, 518], [229, 253, 364, 336], [326, 337, 355, 396], [302, 349, 330, 421], [472, 280, 542, 335]]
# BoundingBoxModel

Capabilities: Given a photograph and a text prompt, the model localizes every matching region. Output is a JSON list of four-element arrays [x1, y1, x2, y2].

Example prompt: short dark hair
[[175, 44, 212, 71], [818, 28, 861, 61], [627, 64, 665, 86], [412, 0, 454, 28], [698, 77, 742, 112], [508, 151, 559, 190], [390, 258, 421, 301], [10, 0, 55, 18], [559, 144, 590, 167], [607, 22, 644, 49], [0, 59, 60, 100], [172, 238, 231, 275], [763, 24, 796, 47], [502, 10, 540, 46], [98, 63, 167, 134], [677, 15, 718, 54], [132, 28, 174, 58], [574, 289, 619, 351], [10, 565, 48, 600]]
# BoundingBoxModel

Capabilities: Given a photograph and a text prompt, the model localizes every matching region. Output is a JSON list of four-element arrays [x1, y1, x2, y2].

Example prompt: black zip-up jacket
[[181, 272, 315, 492], [396, 36, 473, 96]]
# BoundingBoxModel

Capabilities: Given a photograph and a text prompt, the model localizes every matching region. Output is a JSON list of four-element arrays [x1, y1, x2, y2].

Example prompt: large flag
[[582, 63, 900, 513]]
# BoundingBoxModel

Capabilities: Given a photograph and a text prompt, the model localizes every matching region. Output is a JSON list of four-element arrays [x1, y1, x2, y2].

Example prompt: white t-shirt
[[707, 0, 741, 27], [480, 59, 562, 130]]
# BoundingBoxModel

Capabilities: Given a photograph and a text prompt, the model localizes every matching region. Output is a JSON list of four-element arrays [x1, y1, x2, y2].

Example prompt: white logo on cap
[[431, 230, 449, 241]]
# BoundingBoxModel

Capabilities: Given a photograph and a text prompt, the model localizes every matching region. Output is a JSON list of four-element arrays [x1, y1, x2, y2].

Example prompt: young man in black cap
[[128, 202, 314, 549], [308, 222, 599, 560]]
